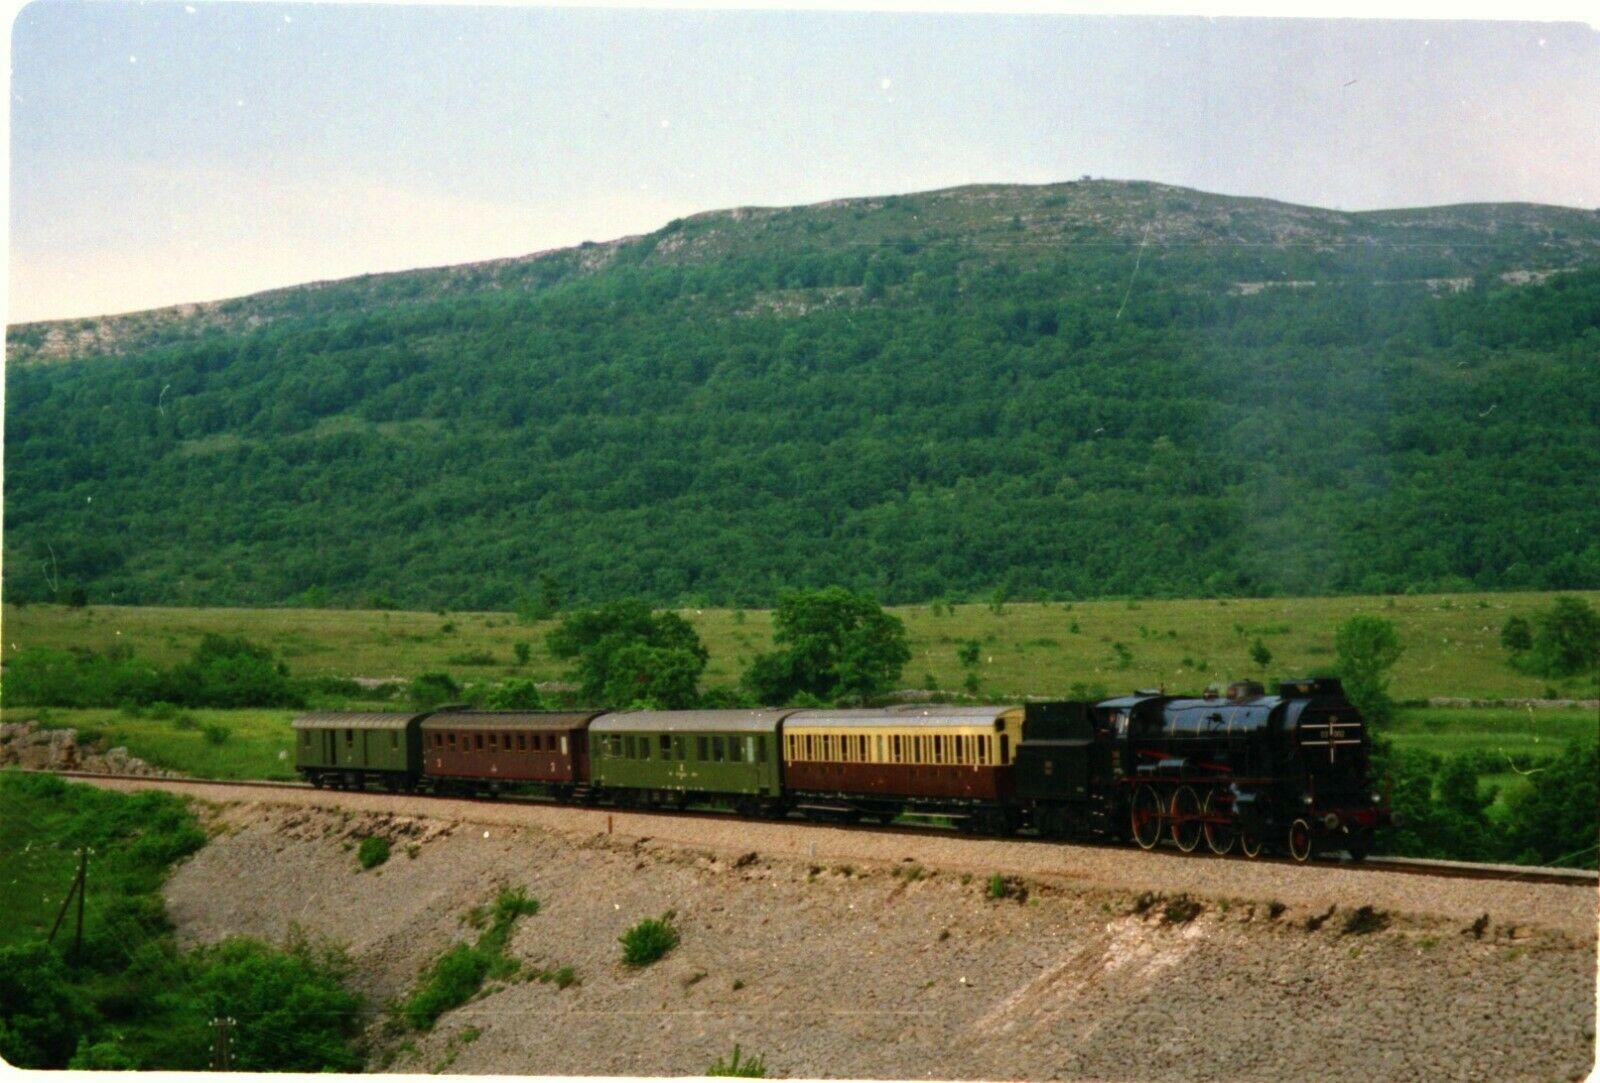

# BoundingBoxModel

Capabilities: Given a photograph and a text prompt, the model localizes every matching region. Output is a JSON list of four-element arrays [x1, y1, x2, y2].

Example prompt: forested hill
[[6, 180, 1600, 609]]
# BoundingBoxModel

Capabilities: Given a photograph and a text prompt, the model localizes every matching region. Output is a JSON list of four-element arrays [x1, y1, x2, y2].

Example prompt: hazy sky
[[8, 4, 1599, 323]]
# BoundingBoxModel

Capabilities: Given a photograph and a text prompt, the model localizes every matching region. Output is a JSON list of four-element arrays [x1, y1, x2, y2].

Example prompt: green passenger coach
[[588, 709, 790, 814], [292, 711, 427, 791]]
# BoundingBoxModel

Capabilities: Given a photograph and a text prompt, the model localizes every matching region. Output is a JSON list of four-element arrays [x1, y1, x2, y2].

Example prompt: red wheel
[[1169, 786, 1203, 853], [1131, 786, 1164, 850], [1288, 818, 1314, 863], [1202, 789, 1235, 856]]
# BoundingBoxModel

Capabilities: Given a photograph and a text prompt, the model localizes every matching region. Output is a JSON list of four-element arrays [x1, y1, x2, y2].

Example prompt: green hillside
[[6, 181, 1600, 608]]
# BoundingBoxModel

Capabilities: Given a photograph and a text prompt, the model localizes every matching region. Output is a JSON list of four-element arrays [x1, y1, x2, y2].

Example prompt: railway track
[[45, 769, 1598, 888]]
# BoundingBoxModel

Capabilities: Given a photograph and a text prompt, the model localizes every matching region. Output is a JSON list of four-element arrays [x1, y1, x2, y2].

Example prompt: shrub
[[620, 915, 679, 967], [409, 672, 461, 709], [513, 641, 532, 664], [986, 874, 1009, 900], [358, 837, 391, 870], [446, 651, 498, 667], [707, 1044, 767, 1078], [0, 943, 95, 1068], [187, 935, 363, 1072], [400, 944, 490, 1031], [201, 723, 231, 745]]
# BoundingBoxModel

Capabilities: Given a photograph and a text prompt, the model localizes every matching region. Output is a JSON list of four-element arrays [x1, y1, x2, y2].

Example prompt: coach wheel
[[1131, 786, 1163, 850], [1287, 818, 1314, 863], [309, 774, 324, 790], [1239, 832, 1263, 859], [1169, 786, 1203, 853], [1202, 789, 1235, 856]]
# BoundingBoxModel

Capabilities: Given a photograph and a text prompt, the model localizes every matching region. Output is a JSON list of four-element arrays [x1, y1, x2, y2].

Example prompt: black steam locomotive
[[1014, 677, 1386, 860]]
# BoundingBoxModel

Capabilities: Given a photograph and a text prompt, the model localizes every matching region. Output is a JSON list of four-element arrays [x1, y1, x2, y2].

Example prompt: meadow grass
[[0, 707, 303, 780], [5, 590, 1597, 701]]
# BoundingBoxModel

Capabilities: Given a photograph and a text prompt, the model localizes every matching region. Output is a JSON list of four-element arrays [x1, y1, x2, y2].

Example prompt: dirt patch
[[163, 802, 1598, 1080]]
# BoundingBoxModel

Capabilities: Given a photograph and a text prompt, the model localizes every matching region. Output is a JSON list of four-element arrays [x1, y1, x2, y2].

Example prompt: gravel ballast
[[113, 778, 1600, 1081]]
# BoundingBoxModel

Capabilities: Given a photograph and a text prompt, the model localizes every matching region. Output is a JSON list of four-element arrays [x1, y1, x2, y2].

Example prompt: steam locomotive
[[293, 677, 1387, 861]]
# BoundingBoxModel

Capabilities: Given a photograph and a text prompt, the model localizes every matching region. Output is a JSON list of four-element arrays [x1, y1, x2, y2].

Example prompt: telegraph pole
[[210, 1016, 236, 1071], [48, 848, 91, 959]]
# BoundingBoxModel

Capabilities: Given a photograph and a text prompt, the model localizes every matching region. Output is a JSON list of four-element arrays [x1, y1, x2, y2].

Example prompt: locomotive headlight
[[1371, 793, 1381, 805], [1301, 795, 1313, 806], [1323, 813, 1340, 830]]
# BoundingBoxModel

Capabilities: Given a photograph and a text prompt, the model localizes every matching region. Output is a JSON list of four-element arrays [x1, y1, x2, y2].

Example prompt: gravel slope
[[131, 781, 1600, 1081]]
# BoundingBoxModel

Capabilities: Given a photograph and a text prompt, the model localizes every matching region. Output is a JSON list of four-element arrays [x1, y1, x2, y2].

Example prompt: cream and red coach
[[780, 705, 1026, 833]]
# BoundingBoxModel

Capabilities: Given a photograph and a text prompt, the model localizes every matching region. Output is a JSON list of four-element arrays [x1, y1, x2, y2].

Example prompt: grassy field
[[3, 592, 1593, 791], [5, 590, 1599, 702], [5, 707, 304, 780]]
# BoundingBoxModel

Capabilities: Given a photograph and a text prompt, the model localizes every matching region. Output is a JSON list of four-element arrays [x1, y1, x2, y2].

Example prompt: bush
[[187, 935, 363, 1072], [358, 837, 391, 870], [986, 874, 1009, 900], [620, 915, 679, 967], [409, 672, 461, 709], [401, 944, 490, 1031], [482, 678, 544, 710], [401, 888, 541, 1031], [200, 723, 231, 745], [0, 942, 95, 1068]]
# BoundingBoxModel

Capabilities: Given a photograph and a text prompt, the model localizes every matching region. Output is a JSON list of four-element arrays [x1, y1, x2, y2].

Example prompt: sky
[[7, 3, 1600, 323]]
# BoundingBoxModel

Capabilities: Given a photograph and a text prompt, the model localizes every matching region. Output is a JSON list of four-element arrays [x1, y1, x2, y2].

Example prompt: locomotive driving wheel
[[1238, 832, 1263, 858], [1201, 789, 1235, 856], [1131, 785, 1164, 850], [1287, 818, 1314, 863], [1169, 786, 1203, 853]]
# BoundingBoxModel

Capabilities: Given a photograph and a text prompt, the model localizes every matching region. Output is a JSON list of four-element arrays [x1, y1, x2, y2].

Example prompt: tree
[[547, 599, 708, 708], [1335, 615, 1403, 725], [600, 642, 705, 709], [742, 587, 910, 705], [1521, 596, 1600, 678]]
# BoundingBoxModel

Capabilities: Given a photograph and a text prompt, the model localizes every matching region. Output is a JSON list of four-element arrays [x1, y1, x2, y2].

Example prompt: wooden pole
[[47, 849, 83, 946], [73, 848, 87, 956]]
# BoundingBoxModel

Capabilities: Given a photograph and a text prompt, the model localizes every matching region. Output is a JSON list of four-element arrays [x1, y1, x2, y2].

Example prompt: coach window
[[345, 728, 354, 745], [475, 733, 485, 751], [488, 733, 497, 751], [755, 736, 765, 762], [999, 734, 1009, 763]]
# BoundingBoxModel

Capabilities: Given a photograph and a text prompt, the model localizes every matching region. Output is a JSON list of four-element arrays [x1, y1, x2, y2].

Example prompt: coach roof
[[290, 712, 428, 731], [423, 711, 601, 731], [786, 705, 1020, 729], [591, 709, 794, 734]]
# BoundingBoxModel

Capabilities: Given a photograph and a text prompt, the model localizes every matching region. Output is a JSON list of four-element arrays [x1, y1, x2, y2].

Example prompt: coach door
[[323, 730, 338, 767]]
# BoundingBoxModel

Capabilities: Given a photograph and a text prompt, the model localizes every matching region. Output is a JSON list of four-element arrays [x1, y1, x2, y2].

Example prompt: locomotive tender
[[292, 677, 1387, 861]]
